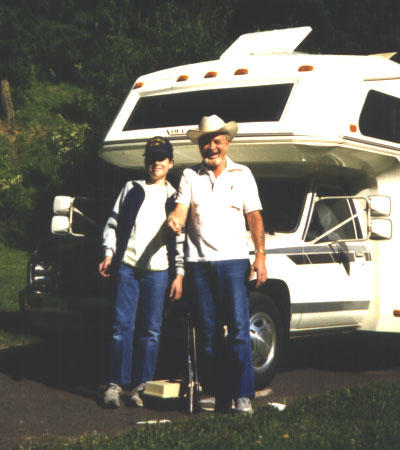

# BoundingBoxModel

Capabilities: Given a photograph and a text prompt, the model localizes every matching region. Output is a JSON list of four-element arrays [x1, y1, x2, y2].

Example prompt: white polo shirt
[[176, 156, 262, 262]]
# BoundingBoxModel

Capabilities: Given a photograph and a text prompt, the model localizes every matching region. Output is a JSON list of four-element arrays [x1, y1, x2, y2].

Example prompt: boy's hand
[[99, 256, 112, 278], [169, 274, 183, 301]]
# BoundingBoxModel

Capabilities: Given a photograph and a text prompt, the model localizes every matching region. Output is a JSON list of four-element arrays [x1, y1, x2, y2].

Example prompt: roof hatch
[[220, 26, 312, 59]]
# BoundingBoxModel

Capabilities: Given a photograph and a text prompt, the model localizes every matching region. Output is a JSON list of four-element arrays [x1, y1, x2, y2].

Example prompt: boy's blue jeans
[[186, 259, 255, 399], [108, 263, 169, 386]]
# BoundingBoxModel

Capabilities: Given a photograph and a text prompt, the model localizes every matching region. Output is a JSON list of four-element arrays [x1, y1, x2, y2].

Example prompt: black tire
[[249, 292, 284, 389]]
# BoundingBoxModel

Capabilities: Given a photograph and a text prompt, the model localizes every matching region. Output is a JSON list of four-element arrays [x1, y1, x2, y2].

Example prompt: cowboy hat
[[187, 115, 238, 144]]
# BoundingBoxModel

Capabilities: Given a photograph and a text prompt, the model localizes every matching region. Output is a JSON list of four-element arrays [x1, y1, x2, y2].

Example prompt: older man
[[168, 115, 267, 414]]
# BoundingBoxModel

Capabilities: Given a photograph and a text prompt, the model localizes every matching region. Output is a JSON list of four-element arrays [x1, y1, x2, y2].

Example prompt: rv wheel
[[249, 293, 283, 389]]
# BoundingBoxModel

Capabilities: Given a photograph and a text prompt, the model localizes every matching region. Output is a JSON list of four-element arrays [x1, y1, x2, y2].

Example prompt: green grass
[[0, 243, 38, 348], [0, 243, 27, 312], [19, 381, 400, 450]]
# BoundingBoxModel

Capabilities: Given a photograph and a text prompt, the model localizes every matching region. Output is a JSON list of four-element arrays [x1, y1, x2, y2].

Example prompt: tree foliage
[[0, 0, 400, 247]]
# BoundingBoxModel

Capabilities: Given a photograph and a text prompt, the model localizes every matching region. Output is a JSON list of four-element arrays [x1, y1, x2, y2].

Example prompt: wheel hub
[[250, 311, 276, 373]]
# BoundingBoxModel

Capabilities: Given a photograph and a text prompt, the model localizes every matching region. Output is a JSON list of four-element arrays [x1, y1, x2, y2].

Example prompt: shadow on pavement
[[0, 320, 109, 390], [281, 331, 400, 373], [0, 303, 187, 398], [2, 307, 399, 401]]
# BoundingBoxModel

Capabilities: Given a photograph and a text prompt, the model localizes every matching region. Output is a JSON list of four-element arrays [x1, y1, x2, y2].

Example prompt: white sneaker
[[130, 383, 146, 407], [104, 383, 122, 408], [235, 397, 254, 415]]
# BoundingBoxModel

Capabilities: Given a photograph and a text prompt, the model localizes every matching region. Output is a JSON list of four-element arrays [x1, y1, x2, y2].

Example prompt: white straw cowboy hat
[[187, 115, 238, 144]]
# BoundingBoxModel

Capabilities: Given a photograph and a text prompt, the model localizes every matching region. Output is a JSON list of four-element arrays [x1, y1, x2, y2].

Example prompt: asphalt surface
[[1, 330, 400, 449]]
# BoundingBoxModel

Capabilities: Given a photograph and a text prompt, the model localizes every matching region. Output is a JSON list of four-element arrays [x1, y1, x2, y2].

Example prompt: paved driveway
[[1, 331, 400, 449]]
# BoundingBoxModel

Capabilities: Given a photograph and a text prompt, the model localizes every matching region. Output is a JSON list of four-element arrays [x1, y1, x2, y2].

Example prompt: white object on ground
[[267, 402, 287, 411]]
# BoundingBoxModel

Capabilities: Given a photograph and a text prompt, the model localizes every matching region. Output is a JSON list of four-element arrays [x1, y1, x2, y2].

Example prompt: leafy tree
[[0, 4, 35, 89], [1, 0, 400, 247]]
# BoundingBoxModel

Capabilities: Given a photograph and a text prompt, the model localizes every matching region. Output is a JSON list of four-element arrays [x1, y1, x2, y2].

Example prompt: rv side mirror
[[369, 195, 391, 217], [51, 215, 70, 235], [370, 218, 392, 240], [51, 215, 86, 237], [53, 196, 73, 215]]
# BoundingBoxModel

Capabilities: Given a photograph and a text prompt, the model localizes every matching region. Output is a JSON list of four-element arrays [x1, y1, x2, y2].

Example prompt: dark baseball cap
[[144, 136, 173, 160]]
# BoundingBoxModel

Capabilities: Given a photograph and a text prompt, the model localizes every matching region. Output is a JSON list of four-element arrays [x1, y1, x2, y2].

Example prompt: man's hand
[[168, 215, 183, 235], [247, 210, 267, 288], [249, 253, 268, 288], [99, 256, 112, 278], [167, 204, 189, 235], [169, 274, 183, 301]]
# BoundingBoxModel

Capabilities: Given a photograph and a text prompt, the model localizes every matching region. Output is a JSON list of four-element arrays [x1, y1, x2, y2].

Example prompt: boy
[[99, 136, 184, 408]]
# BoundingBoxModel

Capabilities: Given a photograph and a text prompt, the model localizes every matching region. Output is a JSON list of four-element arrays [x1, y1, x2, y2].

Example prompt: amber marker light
[[133, 82, 144, 89], [298, 65, 314, 72], [234, 68, 249, 75], [204, 71, 218, 78], [393, 310, 400, 317], [177, 75, 189, 82], [350, 124, 358, 132]]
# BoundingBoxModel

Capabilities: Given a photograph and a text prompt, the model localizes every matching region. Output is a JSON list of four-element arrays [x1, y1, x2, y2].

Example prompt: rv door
[[296, 196, 373, 329]]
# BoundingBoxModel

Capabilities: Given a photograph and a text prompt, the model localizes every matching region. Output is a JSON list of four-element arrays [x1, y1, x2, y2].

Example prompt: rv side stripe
[[343, 136, 400, 152], [264, 245, 370, 255], [102, 133, 297, 147], [251, 245, 372, 265], [291, 301, 370, 314], [288, 252, 358, 264]]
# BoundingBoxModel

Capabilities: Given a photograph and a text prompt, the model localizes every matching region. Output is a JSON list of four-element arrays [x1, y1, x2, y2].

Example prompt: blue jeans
[[108, 263, 169, 386], [186, 259, 255, 399]]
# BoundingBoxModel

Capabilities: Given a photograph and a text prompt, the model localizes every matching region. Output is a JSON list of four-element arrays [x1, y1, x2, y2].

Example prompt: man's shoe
[[130, 382, 146, 407], [104, 383, 122, 408], [235, 397, 254, 415]]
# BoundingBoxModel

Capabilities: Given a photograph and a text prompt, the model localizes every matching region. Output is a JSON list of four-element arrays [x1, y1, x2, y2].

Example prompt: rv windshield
[[123, 84, 293, 131]]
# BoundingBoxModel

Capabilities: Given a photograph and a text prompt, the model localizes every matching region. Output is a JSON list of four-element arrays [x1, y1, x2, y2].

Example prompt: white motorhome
[[47, 27, 400, 388]]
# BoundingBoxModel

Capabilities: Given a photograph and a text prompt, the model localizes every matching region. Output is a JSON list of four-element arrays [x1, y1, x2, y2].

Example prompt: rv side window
[[305, 198, 361, 242], [359, 90, 400, 143], [123, 84, 294, 131]]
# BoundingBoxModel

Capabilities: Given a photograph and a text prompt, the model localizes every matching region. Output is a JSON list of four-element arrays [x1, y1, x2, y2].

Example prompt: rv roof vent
[[220, 26, 312, 59], [369, 52, 397, 60]]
